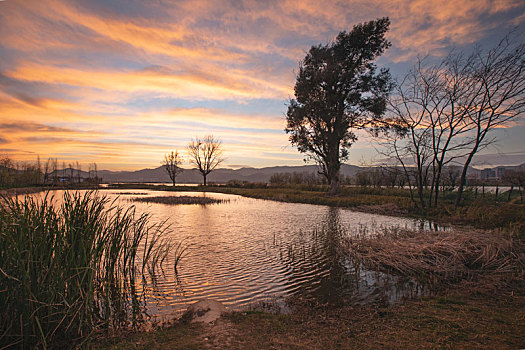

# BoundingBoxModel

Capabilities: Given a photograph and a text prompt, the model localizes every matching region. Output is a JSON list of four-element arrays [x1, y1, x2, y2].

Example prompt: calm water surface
[[42, 189, 441, 320]]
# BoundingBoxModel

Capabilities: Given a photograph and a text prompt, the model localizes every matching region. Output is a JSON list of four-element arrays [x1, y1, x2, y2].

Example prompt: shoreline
[[4, 183, 524, 232], [103, 183, 525, 233]]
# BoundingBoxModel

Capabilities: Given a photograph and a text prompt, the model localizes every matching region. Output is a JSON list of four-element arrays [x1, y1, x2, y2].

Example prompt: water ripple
[[40, 190, 441, 319]]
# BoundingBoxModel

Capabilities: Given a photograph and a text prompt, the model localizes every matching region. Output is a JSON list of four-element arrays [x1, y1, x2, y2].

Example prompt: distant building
[[479, 164, 524, 180], [481, 168, 497, 180], [496, 167, 508, 179]]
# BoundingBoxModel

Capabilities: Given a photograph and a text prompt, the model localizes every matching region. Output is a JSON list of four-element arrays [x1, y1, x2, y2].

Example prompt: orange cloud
[[1, 0, 523, 169], [5, 62, 291, 101]]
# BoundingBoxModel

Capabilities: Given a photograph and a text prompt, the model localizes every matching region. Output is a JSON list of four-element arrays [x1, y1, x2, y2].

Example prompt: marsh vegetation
[[344, 228, 525, 288], [0, 191, 181, 348], [131, 195, 229, 205]]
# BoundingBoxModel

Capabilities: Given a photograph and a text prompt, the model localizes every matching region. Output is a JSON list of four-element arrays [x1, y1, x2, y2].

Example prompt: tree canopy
[[286, 17, 392, 194]]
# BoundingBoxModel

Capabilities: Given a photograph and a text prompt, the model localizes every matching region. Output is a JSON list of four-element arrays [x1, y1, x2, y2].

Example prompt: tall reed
[[0, 191, 176, 348]]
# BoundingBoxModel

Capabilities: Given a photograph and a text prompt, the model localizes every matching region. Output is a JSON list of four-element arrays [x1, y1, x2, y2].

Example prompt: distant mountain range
[[96, 164, 362, 184], [45, 162, 525, 184]]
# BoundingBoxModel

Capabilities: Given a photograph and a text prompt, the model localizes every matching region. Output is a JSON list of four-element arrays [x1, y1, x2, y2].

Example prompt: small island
[[132, 195, 229, 205]]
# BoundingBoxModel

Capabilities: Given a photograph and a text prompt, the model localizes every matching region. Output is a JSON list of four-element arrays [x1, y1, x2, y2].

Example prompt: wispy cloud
[[0, 0, 523, 169]]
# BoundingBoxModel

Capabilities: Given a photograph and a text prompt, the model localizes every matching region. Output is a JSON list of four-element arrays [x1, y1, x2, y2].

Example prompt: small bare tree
[[162, 151, 184, 186], [187, 135, 224, 186], [43, 158, 52, 184], [385, 55, 477, 209], [76, 161, 82, 184]]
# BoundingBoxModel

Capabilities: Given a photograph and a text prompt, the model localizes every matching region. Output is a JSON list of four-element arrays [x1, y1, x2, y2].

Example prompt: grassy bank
[[0, 191, 177, 348], [344, 228, 525, 287]]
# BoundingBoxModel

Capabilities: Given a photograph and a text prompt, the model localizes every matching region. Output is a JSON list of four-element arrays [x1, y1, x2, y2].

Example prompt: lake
[[39, 189, 442, 321]]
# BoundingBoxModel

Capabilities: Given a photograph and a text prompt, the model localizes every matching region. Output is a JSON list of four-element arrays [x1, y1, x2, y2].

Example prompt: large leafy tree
[[286, 18, 392, 195]]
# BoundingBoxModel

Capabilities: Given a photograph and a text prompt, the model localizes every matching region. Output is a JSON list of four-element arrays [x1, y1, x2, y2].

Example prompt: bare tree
[[454, 38, 525, 206], [0, 156, 14, 187], [442, 166, 461, 191], [43, 158, 51, 184], [53, 159, 58, 184], [187, 135, 224, 186], [385, 34, 525, 208], [36, 156, 42, 185], [385, 54, 479, 208], [93, 162, 98, 184], [511, 169, 525, 203], [88, 162, 99, 185], [69, 163, 74, 183], [162, 151, 184, 186], [76, 161, 82, 184]]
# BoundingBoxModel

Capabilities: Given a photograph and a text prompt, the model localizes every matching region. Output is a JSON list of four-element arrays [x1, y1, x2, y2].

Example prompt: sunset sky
[[1, 0, 524, 170]]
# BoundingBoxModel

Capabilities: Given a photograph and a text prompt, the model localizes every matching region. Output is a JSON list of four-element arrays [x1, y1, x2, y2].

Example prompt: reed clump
[[344, 228, 525, 286], [132, 195, 229, 205], [0, 191, 176, 349]]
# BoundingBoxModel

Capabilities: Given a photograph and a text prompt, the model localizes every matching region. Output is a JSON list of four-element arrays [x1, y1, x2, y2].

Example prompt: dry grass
[[132, 195, 229, 205], [344, 228, 525, 286]]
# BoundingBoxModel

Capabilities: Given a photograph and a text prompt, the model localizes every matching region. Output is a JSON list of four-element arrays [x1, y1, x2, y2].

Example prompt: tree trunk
[[507, 185, 513, 201], [414, 165, 425, 209], [325, 143, 341, 196], [203, 174, 207, 186], [172, 178, 176, 187], [455, 147, 477, 207], [329, 175, 340, 195], [433, 164, 443, 207], [455, 170, 467, 207]]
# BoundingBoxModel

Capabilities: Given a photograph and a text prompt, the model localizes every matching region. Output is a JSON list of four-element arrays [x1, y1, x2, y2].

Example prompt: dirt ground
[[98, 278, 525, 350]]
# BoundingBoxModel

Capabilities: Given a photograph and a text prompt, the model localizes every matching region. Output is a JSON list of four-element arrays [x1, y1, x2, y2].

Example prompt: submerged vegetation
[[0, 191, 179, 349], [132, 195, 229, 205]]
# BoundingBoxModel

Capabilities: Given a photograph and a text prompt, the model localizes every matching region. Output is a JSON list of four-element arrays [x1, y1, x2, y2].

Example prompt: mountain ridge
[[44, 163, 525, 184], [97, 164, 362, 183]]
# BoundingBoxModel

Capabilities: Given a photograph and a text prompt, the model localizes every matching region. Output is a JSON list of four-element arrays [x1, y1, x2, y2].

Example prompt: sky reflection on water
[[38, 189, 442, 320]]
